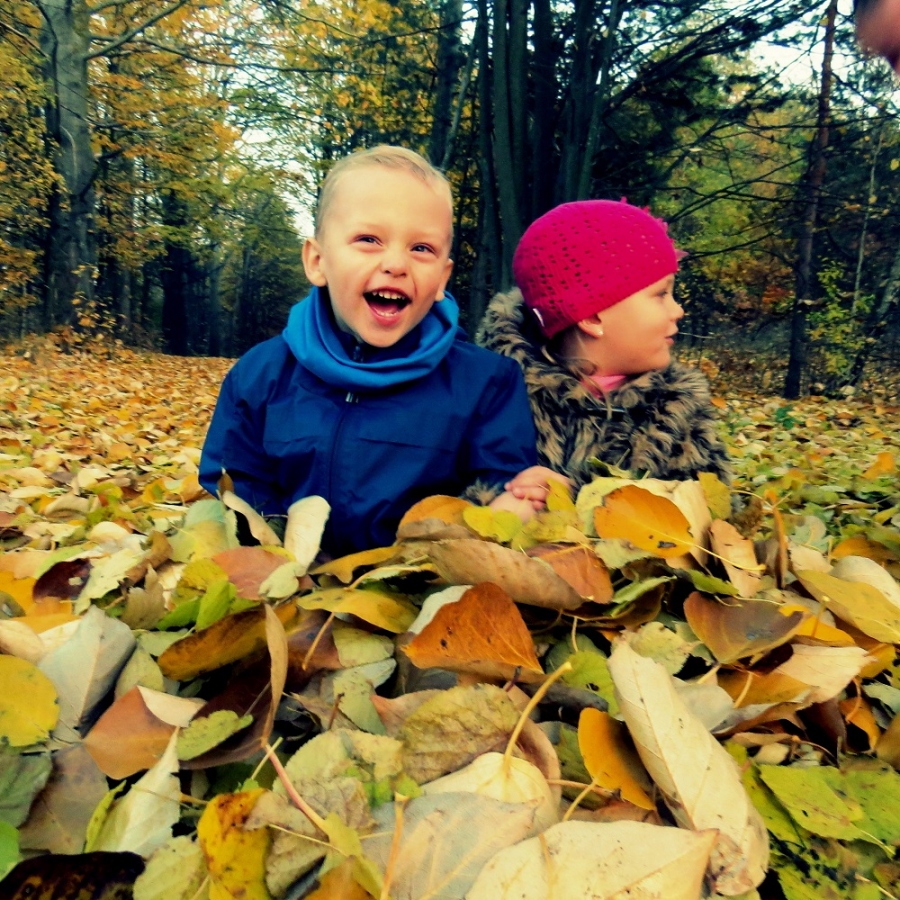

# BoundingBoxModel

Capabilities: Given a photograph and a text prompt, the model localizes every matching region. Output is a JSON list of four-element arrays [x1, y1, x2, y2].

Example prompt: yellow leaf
[[863, 451, 896, 480], [463, 506, 523, 543], [593, 485, 693, 558], [796, 569, 900, 643], [297, 587, 417, 633], [578, 708, 654, 809], [0, 655, 58, 745], [198, 789, 270, 900], [309, 546, 399, 585], [698, 472, 731, 520]]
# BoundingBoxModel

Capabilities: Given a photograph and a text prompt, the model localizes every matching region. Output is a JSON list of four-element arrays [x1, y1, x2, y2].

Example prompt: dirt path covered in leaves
[[2, 347, 900, 900]]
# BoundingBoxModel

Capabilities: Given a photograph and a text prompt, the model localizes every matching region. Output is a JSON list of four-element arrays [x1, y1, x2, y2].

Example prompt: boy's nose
[[380, 248, 407, 275]]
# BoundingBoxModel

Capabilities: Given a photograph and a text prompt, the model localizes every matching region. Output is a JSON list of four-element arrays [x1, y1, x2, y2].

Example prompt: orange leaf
[[578, 708, 654, 809], [592, 485, 693, 558], [403, 583, 543, 682], [684, 593, 803, 664], [398, 495, 472, 529], [839, 695, 880, 750], [863, 451, 896, 480], [213, 546, 289, 600], [525, 544, 613, 603], [305, 858, 376, 899], [84, 687, 178, 778]]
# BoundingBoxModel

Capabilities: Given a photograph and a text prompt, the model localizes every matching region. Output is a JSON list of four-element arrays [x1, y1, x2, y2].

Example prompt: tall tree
[[784, 0, 838, 399]]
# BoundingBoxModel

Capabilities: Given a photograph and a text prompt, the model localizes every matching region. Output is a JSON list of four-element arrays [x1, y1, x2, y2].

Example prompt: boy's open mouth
[[365, 290, 411, 319]]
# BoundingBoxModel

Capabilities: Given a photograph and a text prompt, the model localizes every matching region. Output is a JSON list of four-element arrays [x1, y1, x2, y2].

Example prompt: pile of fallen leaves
[[3, 347, 900, 900]]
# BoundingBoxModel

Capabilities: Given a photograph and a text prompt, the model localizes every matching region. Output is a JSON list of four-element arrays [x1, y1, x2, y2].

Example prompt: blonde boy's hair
[[315, 145, 453, 237]]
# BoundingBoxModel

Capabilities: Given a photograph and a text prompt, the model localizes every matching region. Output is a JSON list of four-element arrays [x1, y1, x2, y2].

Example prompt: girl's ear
[[575, 314, 604, 339]]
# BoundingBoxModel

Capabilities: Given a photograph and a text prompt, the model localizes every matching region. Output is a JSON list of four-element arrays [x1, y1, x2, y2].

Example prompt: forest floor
[[1, 342, 898, 511], [3, 343, 900, 898]]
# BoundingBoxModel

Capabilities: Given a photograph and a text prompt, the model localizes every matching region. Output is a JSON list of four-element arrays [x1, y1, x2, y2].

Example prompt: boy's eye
[[355, 235, 378, 244], [412, 243, 435, 254]]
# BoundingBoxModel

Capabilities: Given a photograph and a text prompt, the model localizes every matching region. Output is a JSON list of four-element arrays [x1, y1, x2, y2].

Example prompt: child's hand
[[504, 466, 573, 511], [489, 490, 539, 521]]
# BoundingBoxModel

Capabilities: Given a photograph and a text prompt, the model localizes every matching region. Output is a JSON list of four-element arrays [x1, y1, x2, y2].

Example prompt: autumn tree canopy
[[1, 0, 900, 391]]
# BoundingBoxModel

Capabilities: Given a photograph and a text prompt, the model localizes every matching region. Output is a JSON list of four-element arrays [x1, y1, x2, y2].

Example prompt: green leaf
[[177, 711, 254, 761]]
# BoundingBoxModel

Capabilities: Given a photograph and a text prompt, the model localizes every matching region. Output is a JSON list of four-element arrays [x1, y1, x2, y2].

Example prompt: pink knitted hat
[[512, 199, 680, 338]]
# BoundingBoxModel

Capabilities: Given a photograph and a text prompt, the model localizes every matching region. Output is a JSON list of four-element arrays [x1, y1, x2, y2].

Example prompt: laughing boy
[[200, 146, 537, 557]]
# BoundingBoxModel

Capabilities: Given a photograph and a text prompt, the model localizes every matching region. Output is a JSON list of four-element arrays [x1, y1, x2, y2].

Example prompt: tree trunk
[[784, 0, 837, 399], [491, 0, 527, 277], [530, 0, 556, 218], [38, 0, 96, 329], [476, 0, 505, 293], [429, 0, 464, 167]]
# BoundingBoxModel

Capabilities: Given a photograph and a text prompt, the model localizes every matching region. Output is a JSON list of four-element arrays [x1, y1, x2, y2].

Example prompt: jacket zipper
[[329, 342, 363, 500]]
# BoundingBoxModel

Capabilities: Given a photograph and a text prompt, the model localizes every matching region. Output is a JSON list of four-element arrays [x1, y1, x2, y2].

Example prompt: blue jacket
[[200, 290, 537, 558]]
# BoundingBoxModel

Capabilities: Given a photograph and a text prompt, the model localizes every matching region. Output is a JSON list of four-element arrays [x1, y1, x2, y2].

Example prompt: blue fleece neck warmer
[[283, 286, 460, 392]]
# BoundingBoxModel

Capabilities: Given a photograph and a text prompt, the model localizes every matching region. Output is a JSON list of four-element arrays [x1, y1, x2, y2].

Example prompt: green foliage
[[807, 261, 872, 381]]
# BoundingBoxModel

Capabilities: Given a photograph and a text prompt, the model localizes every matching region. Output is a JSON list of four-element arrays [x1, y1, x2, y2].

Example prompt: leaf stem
[[264, 742, 328, 832], [504, 662, 573, 763], [380, 794, 409, 900]]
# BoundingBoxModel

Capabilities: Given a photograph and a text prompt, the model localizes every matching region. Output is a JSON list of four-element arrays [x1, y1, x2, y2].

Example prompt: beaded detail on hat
[[512, 199, 680, 338]]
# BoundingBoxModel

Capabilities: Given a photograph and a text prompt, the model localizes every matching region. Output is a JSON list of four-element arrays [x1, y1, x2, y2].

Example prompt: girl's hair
[[522, 304, 597, 379], [314, 145, 453, 237]]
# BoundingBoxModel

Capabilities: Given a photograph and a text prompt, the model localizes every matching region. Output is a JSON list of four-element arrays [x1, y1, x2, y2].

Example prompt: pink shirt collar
[[583, 373, 628, 396]]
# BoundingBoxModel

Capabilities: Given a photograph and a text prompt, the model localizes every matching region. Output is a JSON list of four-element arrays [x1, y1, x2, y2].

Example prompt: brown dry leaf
[[403, 583, 543, 683], [608, 642, 769, 895], [158, 602, 296, 681], [427, 539, 583, 610], [683, 592, 803, 665], [593, 485, 694, 559], [467, 820, 716, 900], [709, 519, 764, 597], [525, 544, 613, 603], [578, 707, 654, 809]]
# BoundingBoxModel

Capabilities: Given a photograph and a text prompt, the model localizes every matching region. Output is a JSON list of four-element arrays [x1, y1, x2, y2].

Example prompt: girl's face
[[580, 274, 683, 376]]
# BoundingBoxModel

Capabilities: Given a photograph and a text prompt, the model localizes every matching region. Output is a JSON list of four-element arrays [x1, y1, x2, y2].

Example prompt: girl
[[479, 199, 731, 503]]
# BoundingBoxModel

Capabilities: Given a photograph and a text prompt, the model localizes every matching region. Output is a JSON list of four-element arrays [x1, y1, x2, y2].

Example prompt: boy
[[200, 146, 537, 558]]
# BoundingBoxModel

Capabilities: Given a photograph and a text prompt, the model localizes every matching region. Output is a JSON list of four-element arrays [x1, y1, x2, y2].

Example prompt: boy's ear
[[437, 257, 454, 298], [575, 313, 604, 339], [302, 237, 328, 287]]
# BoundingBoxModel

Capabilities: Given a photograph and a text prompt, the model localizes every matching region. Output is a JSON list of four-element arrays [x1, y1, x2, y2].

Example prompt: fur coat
[[477, 288, 733, 487]]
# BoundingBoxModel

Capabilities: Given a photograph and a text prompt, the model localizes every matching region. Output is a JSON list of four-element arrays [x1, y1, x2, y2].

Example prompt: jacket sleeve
[[199, 363, 286, 516], [459, 358, 538, 504]]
